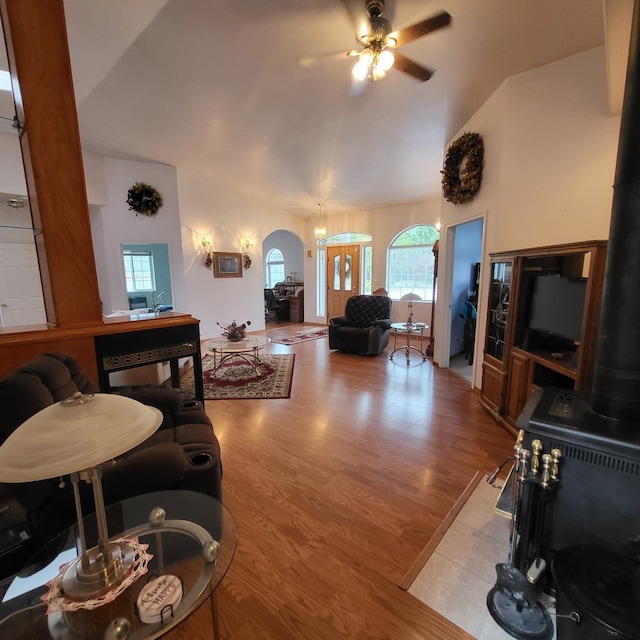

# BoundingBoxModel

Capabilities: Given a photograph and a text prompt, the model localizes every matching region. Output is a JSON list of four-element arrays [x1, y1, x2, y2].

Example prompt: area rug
[[399, 472, 555, 640], [270, 328, 328, 345], [183, 354, 294, 400]]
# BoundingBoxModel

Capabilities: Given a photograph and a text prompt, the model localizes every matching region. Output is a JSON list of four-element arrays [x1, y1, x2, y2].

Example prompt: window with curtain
[[266, 248, 285, 287], [387, 225, 439, 301], [123, 251, 155, 292]]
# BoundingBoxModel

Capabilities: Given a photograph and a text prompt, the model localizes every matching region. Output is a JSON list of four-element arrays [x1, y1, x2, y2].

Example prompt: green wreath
[[441, 132, 484, 205], [126, 181, 163, 217]]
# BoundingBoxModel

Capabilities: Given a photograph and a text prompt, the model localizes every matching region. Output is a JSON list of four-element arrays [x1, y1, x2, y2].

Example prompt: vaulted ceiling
[[1, 1, 631, 217]]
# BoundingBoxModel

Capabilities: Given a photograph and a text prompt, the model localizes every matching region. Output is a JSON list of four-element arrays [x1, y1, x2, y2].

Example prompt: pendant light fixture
[[314, 203, 327, 240]]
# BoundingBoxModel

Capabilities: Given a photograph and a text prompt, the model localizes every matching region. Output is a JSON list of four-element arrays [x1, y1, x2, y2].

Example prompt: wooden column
[[0, 0, 102, 327]]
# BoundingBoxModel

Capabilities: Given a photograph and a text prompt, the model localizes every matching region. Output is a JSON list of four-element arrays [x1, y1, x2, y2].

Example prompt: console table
[[95, 319, 205, 402]]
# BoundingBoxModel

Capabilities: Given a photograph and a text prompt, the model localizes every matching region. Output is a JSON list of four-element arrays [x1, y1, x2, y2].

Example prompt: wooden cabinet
[[289, 292, 304, 323], [481, 360, 507, 417], [479, 241, 607, 434], [479, 259, 515, 417], [505, 349, 532, 423]]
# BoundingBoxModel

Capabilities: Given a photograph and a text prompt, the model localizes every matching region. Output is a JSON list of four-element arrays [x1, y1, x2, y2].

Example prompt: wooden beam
[[0, 0, 102, 327]]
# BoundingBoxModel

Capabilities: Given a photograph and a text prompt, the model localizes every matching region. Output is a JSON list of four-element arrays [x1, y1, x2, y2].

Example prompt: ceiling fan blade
[[340, 0, 371, 42], [391, 10, 451, 47], [393, 52, 433, 82], [299, 50, 359, 67]]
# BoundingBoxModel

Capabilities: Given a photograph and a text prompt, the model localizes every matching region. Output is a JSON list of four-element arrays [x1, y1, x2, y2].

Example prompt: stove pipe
[[590, 0, 640, 423]]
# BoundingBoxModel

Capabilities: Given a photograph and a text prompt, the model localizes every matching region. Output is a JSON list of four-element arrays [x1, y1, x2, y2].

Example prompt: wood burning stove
[[489, 2, 640, 637]]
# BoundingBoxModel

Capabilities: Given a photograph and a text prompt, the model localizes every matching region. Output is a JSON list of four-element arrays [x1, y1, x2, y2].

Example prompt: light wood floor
[[169, 324, 514, 639]]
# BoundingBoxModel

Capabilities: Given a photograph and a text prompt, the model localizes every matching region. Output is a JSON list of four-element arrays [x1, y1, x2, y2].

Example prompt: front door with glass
[[326, 244, 360, 319]]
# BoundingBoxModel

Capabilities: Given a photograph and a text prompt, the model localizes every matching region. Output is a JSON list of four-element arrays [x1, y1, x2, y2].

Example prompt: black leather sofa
[[0, 352, 222, 579]]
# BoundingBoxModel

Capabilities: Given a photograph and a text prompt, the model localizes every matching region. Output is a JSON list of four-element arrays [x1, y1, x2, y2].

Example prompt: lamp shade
[[0, 394, 162, 483]]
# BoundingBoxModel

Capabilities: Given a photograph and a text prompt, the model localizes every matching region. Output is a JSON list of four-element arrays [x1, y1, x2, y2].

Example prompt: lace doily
[[42, 537, 152, 614]]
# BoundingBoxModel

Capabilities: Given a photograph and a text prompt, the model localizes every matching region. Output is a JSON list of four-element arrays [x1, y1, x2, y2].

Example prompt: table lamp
[[401, 292, 422, 325], [0, 392, 162, 601]]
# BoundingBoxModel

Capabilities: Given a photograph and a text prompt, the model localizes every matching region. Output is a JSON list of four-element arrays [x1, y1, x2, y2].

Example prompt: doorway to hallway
[[443, 217, 484, 387]]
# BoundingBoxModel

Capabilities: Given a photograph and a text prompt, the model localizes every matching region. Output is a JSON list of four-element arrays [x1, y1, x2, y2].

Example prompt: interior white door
[[0, 241, 46, 327]]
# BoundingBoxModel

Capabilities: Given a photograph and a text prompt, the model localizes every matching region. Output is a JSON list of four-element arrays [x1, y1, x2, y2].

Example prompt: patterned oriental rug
[[184, 354, 295, 400], [270, 328, 328, 345]]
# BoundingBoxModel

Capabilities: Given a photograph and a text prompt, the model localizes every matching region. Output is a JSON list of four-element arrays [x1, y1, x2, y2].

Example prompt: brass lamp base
[[61, 541, 137, 601]]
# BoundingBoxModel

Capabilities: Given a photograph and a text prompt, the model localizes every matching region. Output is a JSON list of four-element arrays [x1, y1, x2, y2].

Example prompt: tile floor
[[448, 352, 473, 385], [408, 477, 557, 640]]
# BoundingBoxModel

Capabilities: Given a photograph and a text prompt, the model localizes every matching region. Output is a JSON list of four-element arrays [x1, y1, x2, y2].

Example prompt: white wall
[[435, 46, 620, 385], [175, 167, 307, 338], [88, 157, 186, 315]]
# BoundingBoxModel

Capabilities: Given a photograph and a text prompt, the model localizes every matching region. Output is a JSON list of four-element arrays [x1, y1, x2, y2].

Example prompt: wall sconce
[[434, 220, 441, 232], [199, 233, 212, 252], [239, 235, 254, 270], [241, 235, 255, 254], [199, 233, 213, 269]]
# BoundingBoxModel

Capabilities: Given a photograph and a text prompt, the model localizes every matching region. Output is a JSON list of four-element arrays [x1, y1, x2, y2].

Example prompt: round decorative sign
[[126, 182, 163, 217], [441, 132, 484, 205]]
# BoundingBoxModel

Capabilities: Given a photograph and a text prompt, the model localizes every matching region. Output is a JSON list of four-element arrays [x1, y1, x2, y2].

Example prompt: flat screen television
[[528, 276, 587, 344]]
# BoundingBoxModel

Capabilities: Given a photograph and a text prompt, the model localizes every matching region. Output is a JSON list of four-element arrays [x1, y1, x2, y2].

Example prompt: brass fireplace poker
[[486, 432, 562, 640]]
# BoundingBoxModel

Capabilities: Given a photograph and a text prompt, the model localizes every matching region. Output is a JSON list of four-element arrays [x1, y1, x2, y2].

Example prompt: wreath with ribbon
[[126, 182, 163, 217], [441, 132, 484, 205]]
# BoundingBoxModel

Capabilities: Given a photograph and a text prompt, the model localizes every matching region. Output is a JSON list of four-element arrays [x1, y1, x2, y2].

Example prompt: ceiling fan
[[301, 0, 451, 83]]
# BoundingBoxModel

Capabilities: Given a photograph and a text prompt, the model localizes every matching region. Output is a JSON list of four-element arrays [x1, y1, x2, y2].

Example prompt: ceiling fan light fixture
[[378, 48, 394, 71], [359, 47, 375, 65], [371, 66, 387, 81], [352, 59, 369, 81]]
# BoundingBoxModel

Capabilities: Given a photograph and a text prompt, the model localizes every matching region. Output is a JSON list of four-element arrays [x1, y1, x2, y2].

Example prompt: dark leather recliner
[[329, 294, 393, 355], [0, 352, 222, 578]]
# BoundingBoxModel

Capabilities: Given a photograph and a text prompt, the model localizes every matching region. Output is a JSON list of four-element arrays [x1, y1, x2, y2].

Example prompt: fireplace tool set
[[487, 431, 561, 640]]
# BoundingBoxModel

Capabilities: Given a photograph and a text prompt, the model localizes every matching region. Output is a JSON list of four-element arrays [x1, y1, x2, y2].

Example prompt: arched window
[[266, 248, 285, 287], [318, 232, 372, 245], [387, 225, 439, 301]]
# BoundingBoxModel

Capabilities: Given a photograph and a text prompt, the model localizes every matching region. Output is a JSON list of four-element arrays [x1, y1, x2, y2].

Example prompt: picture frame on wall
[[212, 252, 243, 278]]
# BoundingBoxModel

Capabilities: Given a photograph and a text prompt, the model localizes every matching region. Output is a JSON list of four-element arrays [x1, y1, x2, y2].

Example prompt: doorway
[[0, 241, 46, 327], [444, 217, 484, 386], [262, 230, 305, 325]]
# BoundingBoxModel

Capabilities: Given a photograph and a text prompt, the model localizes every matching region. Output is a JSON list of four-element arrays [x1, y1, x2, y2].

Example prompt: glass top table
[[0, 490, 236, 639], [389, 322, 429, 364], [204, 336, 271, 376]]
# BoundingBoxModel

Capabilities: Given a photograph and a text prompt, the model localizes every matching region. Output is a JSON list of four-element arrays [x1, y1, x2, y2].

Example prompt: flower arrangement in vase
[[217, 320, 251, 341]]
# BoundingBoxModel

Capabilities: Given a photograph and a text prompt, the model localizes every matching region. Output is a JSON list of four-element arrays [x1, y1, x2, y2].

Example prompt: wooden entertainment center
[[479, 240, 607, 434]]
